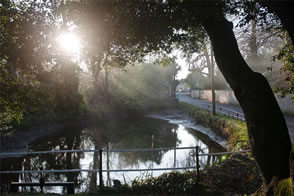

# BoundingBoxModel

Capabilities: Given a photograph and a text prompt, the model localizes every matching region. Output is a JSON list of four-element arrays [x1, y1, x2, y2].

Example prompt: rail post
[[67, 183, 75, 194], [174, 147, 176, 168], [11, 183, 18, 192], [40, 167, 44, 193], [99, 149, 103, 190], [195, 146, 200, 182]]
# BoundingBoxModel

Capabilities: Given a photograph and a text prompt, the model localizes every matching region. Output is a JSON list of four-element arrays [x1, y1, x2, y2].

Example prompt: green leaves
[[272, 43, 294, 97], [159, 57, 173, 67]]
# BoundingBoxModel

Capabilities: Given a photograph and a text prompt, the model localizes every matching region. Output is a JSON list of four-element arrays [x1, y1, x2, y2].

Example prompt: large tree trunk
[[202, 15, 292, 190]]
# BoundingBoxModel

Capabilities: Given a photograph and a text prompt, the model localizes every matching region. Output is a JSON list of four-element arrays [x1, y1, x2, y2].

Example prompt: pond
[[0, 109, 227, 194]]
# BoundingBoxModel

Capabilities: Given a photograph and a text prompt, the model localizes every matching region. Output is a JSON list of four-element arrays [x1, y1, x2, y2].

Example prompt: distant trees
[[82, 60, 180, 114], [185, 67, 229, 91], [185, 71, 209, 90], [182, 33, 229, 94], [234, 10, 289, 92], [162, 60, 181, 97]]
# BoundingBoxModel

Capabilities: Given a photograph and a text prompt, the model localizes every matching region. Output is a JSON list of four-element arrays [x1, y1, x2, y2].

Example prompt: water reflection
[[0, 115, 226, 194]]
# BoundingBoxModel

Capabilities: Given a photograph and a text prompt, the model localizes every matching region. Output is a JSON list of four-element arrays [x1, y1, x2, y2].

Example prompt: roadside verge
[[178, 102, 249, 151]]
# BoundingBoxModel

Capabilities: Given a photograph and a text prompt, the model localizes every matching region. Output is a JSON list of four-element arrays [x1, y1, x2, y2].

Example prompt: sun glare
[[58, 32, 81, 54]]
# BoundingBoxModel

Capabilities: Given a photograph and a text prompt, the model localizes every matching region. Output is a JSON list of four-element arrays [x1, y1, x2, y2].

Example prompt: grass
[[178, 102, 249, 151]]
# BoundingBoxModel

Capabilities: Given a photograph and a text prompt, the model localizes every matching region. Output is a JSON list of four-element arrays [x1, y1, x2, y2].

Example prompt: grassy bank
[[178, 102, 249, 151]]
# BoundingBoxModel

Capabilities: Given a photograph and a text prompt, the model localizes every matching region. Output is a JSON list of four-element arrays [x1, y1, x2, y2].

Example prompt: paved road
[[177, 93, 294, 142]]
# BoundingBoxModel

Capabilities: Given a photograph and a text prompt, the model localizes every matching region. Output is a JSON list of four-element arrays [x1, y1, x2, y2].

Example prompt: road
[[177, 93, 294, 142]]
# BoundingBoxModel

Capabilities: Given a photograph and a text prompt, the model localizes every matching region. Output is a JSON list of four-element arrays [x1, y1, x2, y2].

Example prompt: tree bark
[[249, 19, 258, 59], [202, 15, 292, 189]]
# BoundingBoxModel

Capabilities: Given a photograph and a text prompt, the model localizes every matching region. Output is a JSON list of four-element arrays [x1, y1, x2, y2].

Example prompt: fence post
[[174, 147, 176, 168], [195, 146, 200, 182], [99, 149, 103, 190], [11, 183, 18, 192], [40, 167, 44, 193], [67, 183, 75, 194]]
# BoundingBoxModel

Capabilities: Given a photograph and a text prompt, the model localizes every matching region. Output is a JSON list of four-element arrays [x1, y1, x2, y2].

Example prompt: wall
[[190, 90, 294, 115], [275, 94, 294, 115]]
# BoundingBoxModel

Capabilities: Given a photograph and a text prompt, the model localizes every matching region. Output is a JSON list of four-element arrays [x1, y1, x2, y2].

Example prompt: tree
[[183, 31, 232, 114], [107, 61, 179, 113], [230, 0, 294, 97], [185, 71, 209, 90], [233, 7, 289, 92], [203, 14, 291, 193], [162, 59, 181, 97], [0, 0, 85, 131], [187, 40, 218, 114], [63, 0, 293, 193]]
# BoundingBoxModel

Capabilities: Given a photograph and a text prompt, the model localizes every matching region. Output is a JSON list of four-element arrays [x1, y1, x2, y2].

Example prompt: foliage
[[109, 61, 180, 113], [185, 70, 229, 90], [185, 71, 210, 90], [233, 13, 290, 93], [1, 0, 288, 129], [230, 0, 293, 95], [63, 0, 213, 75], [131, 171, 201, 195], [201, 154, 261, 195], [224, 0, 281, 29], [181, 32, 230, 90], [92, 171, 205, 195], [273, 177, 293, 196], [274, 43, 294, 97], [214, 68, 230, 90], [78, 60, 180, 117], [0, 0, 85, 131]]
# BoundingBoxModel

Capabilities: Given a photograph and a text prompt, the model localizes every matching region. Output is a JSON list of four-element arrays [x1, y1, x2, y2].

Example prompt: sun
[[57, 32, 81, 54]]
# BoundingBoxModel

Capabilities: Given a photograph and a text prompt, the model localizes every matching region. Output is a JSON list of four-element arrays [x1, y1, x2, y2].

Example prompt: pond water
[[0, 109, 226, 194]]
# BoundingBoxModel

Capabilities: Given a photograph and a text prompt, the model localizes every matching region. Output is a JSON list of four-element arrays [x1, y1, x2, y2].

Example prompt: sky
[[176, 57, 190, 80], [171, 49, 190, 80]]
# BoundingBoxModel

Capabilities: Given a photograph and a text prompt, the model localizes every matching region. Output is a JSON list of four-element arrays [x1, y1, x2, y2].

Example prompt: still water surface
[[0, 109, 226, 194]]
